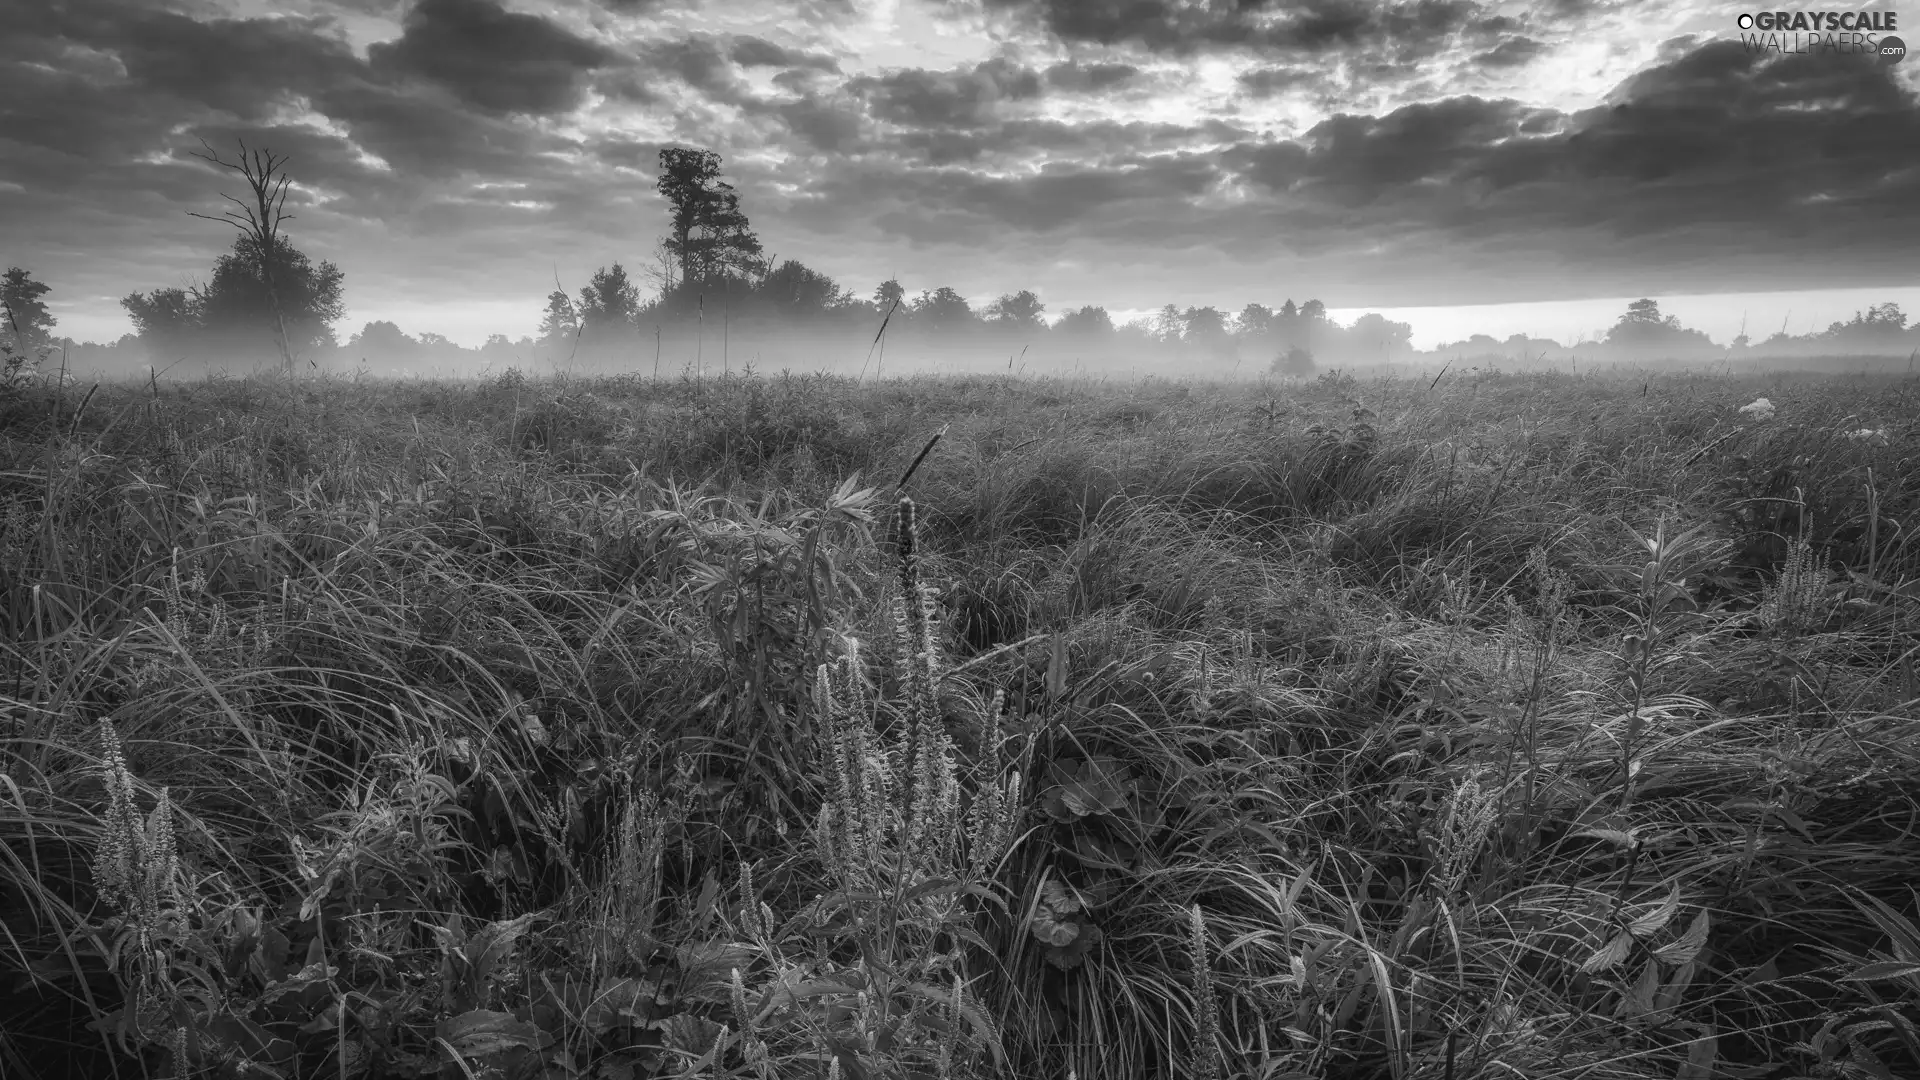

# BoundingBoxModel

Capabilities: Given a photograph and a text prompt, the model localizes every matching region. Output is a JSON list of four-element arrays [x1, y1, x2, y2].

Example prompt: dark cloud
[[1236, 65, 1322, 98], [1207, 41, 1920, 293], [367, 0, 619, 117], [1472, 36, 1546, 68], [728, 34, 839, 72], [970, 0, 1501, 57], [1042, 59, 1141, 92], [848, 57, 1043, 129]]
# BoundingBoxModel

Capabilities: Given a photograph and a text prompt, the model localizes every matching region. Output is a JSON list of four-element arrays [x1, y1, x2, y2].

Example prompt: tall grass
[[1, 363, 1916, 1079]]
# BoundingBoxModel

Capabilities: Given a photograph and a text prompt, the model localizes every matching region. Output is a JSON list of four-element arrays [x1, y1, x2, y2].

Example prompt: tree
[[1606, 298, 1713, 352], [913, 287, 974, 332], [656, 147, 765, 287], [986, 289, 1046, 331], [122, 287, 202, 359], [1055, 305, 1113, 336], [1271, 346, 1315, 377], [873, 278, 906, 315], [350, 320, 417, 359], [577, 263, 641, 338], [1300, 299, 1327, 323], [1182, 306, 1227, 341], [188, 139, 311, 372], [538, 289, 579, 346], [194, 232, 345, 358], [760, 259, 850, 316], [1348, 313, 1414, 358], [1, 267, 55, 351], [1234, 303, 1275, 339], [1153, 303, 1183, 344]]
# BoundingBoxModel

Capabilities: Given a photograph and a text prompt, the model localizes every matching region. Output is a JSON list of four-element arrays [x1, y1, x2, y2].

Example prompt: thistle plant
[[1754, 534, 1829, 638], [91, 720, 186, 1030]]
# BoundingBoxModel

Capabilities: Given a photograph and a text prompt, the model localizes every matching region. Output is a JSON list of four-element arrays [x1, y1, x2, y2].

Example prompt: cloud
[[728, 34, 840, 72], [1471, 36, 1547, 68], [848, 57, 1045, 129], [1042, 59, 1141, 92], [967, 0, 1508, 57], [367, 0, 620, 116]]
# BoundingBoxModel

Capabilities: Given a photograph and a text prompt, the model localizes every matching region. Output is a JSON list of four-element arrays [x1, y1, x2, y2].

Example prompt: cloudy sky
[[4, 0, 1918, 349]]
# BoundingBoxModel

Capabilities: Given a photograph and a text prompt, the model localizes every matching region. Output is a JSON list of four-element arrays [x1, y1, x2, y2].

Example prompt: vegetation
[[1, 361, 1917, 1080]]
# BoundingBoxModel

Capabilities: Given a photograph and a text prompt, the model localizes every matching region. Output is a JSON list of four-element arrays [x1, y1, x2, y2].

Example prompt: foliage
[[1, 365, 1916, 1080], [2, 266, 57, 351], [656, 147, 765, 287]]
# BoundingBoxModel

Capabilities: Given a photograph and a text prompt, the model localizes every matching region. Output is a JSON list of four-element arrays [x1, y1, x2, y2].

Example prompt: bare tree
[[188, 138, 300, 374]]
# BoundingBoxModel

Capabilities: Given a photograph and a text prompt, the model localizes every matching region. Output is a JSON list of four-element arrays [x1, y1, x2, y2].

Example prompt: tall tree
[[194, 232, 345, 357], [656, 147, 764, 287], [1, 267, 55, 351], [873, 278, 906, 314], [187, 139, 308, 372]]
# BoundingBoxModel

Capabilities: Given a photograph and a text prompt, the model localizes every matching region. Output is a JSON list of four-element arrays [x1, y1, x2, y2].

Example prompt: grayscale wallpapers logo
[[1734, 11, 1905, 62]]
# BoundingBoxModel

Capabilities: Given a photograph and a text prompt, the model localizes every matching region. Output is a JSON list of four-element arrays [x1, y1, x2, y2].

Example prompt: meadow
[[0, 361, 1916, 1080]]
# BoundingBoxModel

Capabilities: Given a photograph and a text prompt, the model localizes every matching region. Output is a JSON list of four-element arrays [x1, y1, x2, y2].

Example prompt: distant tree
[[538, 289, 579, 346], [1279, 299, 1299, 321], [1348, 312, 1414, 358], [873, 278, 906, 313], [1606, 298, 1713, 352], [577, 263, 641, 337], [194, 233, 345, 357], [760, 259, 850, 315], [1300, 299, 1327, 322], [1, 267, 55, 351], [1823, 302, 1908, 342], [1153, 303, 1183, 344], [1055, 305, 1114, 336], [1182, 305, 1228, 342], [986, 289, 1046, 331], [913, 286, 974, 332], [656, 147, 765, 286], [1271, 346, 1315, 378], [1234, 302, 1275, 339], [350, 320, 417, 357], [121, 287, 202, 359]]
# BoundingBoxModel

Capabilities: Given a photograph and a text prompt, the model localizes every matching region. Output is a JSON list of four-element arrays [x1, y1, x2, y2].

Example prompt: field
[[1, 363, 1917, 1080]]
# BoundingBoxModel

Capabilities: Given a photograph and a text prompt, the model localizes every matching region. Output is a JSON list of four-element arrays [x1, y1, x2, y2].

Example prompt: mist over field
[[4, 4, 1920, 1080]]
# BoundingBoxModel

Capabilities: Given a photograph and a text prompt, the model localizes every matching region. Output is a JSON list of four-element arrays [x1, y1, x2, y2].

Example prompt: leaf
[[1616, 959, 1660, 1018], [1583, 931, 1634, 973], [1573, 827, 1636, 849], [1629, 883, 1682, 939], [660, 1013, 724, 1057], [1842, 960, 1920, 983], [1044, 924, 1102, 970], [1655, 909, 1712, 967], [436, 1009, 549, 1059]]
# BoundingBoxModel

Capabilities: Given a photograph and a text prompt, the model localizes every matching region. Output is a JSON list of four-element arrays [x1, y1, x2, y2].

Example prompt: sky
[[3, 0, 1918, 351]]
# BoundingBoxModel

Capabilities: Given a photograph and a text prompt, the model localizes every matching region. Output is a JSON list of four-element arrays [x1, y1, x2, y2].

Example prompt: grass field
[[1, 363, 1917, 1080]]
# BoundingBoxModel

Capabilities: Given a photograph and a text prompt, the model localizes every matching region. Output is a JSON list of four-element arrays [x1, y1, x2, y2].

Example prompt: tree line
[[5, 144, 1917, 379]]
